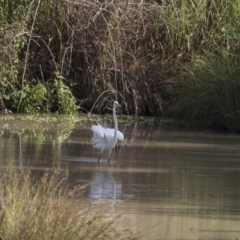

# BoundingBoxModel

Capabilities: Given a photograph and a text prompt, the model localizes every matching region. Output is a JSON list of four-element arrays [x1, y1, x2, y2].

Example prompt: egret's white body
[[91, 101, 124, 162]]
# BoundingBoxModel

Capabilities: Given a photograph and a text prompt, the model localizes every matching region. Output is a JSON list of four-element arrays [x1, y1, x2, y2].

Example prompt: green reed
[[166, 52, 240, 131]]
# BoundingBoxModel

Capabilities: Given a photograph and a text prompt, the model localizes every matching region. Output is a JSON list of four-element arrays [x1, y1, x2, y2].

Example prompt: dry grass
[[62, 0, 167, 115], [0, 165, 135, 240]]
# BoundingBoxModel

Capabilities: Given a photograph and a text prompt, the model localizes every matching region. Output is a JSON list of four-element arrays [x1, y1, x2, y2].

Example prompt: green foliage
[[8, 78, 78, 114], [10, 83, 47, 113], [0, 21, 27, 100], [51, 72, 78, 114], [167, 53, 240, 132]]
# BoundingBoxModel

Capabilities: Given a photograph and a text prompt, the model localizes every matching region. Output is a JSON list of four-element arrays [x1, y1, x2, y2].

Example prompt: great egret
[[91, 101, 124, 163]]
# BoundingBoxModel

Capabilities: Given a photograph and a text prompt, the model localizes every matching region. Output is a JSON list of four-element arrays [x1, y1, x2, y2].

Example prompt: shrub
[[9, 83, 47, 113], [50, 72, 78, 114]]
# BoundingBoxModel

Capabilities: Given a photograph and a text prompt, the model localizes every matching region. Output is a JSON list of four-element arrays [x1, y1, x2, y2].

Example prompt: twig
[[89, 90, 115, 114]]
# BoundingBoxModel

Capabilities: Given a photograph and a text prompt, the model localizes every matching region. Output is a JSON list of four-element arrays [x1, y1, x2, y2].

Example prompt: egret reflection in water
[[89, 166, 122, 206]]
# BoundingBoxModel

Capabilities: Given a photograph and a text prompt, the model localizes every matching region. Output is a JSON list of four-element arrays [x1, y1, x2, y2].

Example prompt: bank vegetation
[[1, 0, 240, 131]]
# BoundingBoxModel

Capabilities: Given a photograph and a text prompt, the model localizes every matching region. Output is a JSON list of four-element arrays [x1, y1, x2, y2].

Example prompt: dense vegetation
[[1, 0, 240, 131]]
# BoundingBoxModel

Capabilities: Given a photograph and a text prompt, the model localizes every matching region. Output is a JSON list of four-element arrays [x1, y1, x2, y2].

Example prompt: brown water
[[1, 115, 240, 240]]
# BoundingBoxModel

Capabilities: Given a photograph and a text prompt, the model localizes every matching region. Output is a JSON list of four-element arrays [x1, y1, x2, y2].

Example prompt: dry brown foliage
[[54, 0, 170, 115]]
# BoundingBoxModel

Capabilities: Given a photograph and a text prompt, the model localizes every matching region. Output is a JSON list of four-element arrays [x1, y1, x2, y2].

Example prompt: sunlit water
[[1, 115, 240, 239]]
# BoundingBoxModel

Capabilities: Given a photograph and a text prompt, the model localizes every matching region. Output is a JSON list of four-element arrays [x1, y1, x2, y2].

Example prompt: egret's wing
[[103, 128, 124, 141], [91, 123, 105, 137], [117, 130, 124, 141], [103, 128, 114, 142], [91, 123, 124, 144], [91, 123, 104, 143]]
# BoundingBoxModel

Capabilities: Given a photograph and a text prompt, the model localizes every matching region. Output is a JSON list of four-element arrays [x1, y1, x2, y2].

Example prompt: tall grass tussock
[[1, 0, 240, 130], [0, 165, 131, 240], [166, 53, 240, 132]]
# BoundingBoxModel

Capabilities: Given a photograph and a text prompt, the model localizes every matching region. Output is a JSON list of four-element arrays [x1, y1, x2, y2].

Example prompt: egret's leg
[[108, 149, 112, 163], [98, 154, 101, 162]]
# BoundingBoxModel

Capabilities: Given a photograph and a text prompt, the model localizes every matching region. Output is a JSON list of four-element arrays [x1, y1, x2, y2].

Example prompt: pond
[[1, 114, 240, 240]]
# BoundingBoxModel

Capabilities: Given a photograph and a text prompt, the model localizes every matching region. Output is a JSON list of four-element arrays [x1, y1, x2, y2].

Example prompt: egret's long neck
[[113, 103, 118, 139]]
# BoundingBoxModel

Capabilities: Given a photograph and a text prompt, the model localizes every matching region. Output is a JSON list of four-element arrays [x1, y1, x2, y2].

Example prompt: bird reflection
[[89, 166, 122, 207]]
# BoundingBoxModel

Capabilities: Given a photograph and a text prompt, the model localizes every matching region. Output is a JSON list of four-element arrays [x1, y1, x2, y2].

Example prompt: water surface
[[1, 115, 240, 240]]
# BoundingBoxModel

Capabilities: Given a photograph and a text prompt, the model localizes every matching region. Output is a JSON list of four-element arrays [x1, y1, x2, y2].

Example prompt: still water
[[1, 115, 240, 239]]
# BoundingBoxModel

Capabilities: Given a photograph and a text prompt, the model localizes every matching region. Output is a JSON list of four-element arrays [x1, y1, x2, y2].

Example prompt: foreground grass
[[0, 165, 135, 240]]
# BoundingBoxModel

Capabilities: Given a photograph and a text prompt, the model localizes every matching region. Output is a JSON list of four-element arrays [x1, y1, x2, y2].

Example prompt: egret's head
[[114, 101, 119, 105]]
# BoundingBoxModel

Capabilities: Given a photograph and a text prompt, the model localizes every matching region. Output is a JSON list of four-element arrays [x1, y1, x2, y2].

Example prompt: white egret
[[91, 101, 124, 163]]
